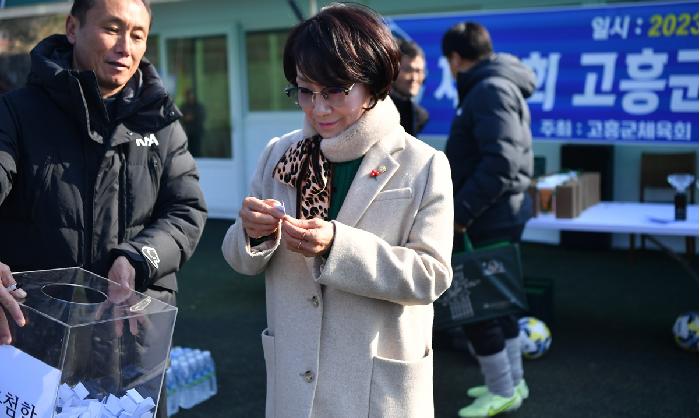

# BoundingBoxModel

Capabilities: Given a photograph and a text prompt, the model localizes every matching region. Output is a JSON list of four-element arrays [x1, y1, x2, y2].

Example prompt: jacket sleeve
[[0, 96, 18, 205], [112, 122, 207, 289], [221, 136, 283, 276], [454, 82, 525, 227], [310, 151, 454, 306]]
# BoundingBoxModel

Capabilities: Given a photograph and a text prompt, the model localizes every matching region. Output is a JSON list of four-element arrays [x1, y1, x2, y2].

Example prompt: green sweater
[[328, 157, 363, 220]]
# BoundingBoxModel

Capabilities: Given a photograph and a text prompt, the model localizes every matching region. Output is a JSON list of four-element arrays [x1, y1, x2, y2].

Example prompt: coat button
[[310, 295, 320, 308], [301, 370, 314, 383]]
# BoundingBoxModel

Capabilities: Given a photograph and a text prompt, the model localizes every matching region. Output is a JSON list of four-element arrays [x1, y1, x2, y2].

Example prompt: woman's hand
[[282, 216, 335, 257], [239, 197, 285, 239]]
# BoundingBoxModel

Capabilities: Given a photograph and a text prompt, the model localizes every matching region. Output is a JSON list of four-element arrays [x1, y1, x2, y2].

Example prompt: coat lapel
[[335, 134, 404, 227]]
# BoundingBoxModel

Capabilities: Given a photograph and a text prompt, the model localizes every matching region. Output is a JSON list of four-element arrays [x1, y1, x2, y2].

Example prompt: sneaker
[[458, 392, 522, 417], [467, 379, 529, 400]]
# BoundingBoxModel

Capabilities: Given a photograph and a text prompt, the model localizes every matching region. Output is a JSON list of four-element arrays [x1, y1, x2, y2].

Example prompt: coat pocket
[[261, 328, 276, 418], [373, 187, 413, 202], [368, 349, 434, 418]]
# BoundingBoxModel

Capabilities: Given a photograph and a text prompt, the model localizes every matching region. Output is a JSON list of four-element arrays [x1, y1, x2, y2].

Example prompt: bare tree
[[0, 14, 64, 92], [0, 14, 64, 54]]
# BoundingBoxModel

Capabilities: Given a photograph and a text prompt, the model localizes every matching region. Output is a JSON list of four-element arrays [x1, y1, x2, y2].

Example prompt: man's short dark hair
[[397, 39, 424, 60], [282, 3, 400, 105], [441, 22, 493, 61], [70, 0, 152, 26]]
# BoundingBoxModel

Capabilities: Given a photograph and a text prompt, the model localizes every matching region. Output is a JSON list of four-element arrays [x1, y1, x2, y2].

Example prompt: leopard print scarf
[[273, 135, 332, 219]]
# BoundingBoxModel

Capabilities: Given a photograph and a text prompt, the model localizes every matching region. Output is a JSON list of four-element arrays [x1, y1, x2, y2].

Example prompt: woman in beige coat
[[222, 4, 453, 417]]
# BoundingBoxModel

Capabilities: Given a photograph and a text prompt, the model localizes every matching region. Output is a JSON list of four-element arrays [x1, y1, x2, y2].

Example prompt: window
[[144, 34, 160, 73], [246, 29, 296, 111], [166, 35, 231, 159]]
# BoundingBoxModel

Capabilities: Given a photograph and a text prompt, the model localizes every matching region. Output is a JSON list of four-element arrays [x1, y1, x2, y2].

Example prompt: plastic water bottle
[[180, 355, 198, 408], [170, 357, 181, 410], [196, 350, 209, 403], [172, 354, 187, 409], [165, 367, 179, 416], [166, 346, 218, 411], [190, 351, 203, 405], [203, 351, 218, 397]]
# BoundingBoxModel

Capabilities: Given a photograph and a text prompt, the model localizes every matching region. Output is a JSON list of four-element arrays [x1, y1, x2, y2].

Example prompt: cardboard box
[[531, 172, 600, 218], [555, 172, 600, 218]]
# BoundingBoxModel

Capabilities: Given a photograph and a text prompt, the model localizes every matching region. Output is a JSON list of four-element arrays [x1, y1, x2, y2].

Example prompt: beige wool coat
[[222, 97, 453, 418]]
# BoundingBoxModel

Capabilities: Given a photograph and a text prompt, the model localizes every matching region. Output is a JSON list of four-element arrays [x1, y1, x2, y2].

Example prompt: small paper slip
[[273, 201, 286, 215]]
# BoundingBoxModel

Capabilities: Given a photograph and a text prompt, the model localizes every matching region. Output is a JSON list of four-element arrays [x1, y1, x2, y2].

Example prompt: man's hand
[[281, 216, 335, 258], [107, 256, 136, 301], [239, 197, 285, 240], [0, 261, 26, 345], [103, 256, 144, 337]]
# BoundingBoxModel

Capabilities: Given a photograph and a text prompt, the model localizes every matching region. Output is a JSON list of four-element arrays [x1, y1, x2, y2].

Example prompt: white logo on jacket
[[135, 133, 159, 147], [481, 259, 506, 276], [141, 246, 160, 269]]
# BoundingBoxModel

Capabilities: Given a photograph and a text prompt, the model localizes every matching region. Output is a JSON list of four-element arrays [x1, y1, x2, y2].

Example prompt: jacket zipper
[[118, 148, 126, 243], [83, 144, 93, 269]]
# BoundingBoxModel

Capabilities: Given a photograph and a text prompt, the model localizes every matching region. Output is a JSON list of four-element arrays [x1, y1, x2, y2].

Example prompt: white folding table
[[525, 202, 699, 278], [525, 202, 698, 236]]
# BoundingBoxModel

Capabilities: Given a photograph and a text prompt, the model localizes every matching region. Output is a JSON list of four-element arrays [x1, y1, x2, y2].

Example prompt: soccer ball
[[518, 316, 552, 359], [672, 312, 698, 351]]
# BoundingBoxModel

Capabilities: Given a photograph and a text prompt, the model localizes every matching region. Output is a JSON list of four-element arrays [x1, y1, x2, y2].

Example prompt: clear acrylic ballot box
[[0, 268, 177, 418]]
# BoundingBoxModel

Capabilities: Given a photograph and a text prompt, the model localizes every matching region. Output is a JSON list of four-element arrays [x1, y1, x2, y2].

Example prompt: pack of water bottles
[[165, 346, 218, 416]]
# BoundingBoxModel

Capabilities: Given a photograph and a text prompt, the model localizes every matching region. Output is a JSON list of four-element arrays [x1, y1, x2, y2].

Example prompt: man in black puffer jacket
[[0, 1, 206, 415], [442, 22, 535, 418]]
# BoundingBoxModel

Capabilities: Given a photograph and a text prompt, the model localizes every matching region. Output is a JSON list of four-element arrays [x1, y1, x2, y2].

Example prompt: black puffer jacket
[[389, 90, 429, 136], [445, 53, 535, 236], [0, 35, 207, 291]]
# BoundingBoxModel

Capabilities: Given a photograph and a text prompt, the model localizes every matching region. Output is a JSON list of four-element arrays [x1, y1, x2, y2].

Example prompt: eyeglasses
[[284, 84, 356, 109], [399, 66, 425, 76]]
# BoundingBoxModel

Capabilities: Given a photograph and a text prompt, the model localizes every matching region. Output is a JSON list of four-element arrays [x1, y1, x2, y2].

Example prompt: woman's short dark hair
[[70, 0, 152, 26], [283, 3, 400, 106], [442, 22, 493, 61]]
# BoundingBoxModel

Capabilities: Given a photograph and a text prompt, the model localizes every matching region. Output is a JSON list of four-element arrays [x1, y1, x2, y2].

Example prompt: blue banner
[[389, 2, 698, 144]]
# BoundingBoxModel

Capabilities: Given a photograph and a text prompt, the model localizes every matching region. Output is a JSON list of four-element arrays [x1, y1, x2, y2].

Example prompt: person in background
[[390, 38, 429, 136], [0, 74, 12, 95], [222, 4, 453, 417], [0, 1, 207, 416], [180, 88, 206, 157], [442, 21, 535, 418]]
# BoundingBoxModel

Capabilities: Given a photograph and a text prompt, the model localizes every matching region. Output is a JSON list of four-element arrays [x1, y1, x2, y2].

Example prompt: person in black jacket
[[442, 22, 535, 418], [180, 88, 206, 157], [389, 39, 429, 136], [0, 0, 207, 415]]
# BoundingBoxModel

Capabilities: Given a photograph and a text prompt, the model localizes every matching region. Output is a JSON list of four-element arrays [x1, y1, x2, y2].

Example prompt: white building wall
[[4, 0, 690, 236]]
